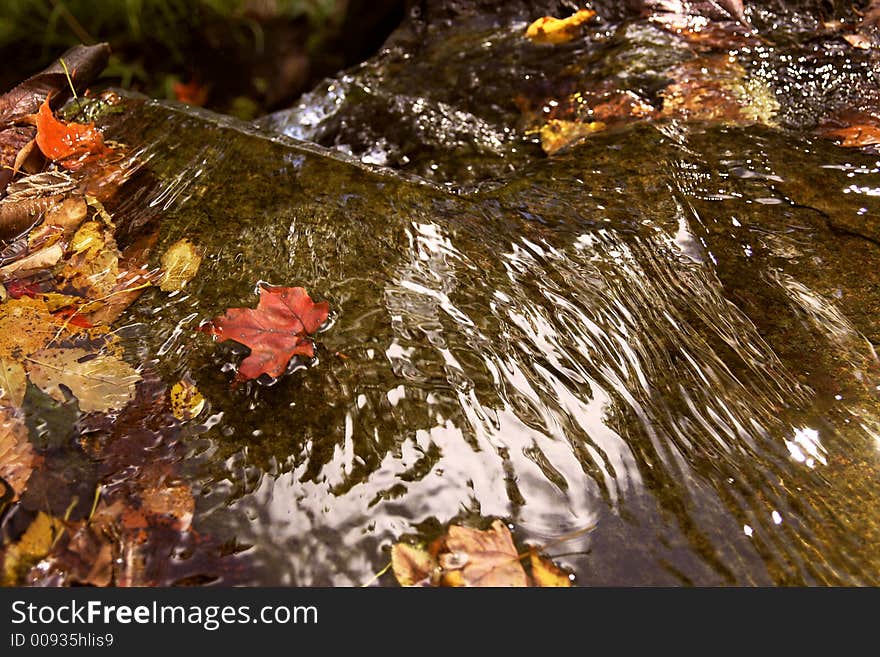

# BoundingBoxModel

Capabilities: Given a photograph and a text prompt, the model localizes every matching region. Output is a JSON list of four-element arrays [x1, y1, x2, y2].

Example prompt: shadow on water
[[56, 1, 880, 585]]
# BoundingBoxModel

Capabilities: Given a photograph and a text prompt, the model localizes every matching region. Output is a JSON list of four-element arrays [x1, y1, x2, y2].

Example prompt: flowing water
[[36, 1, 880, 585]]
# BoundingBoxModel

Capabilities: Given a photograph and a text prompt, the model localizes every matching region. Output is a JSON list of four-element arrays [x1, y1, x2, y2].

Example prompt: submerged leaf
[[202, 284, 330, 381], [0, 408, 36, 499], [170, 377, 205, 421], [440, 520, 528, 587], [26, 346, 141, 413], [0, 296, 71, 359], [0, 357, 27, 409], [391, 543, 437, 586], [160, 238, 203, 292], [526, 9, 597, 45], [2, 511, 64, 585]]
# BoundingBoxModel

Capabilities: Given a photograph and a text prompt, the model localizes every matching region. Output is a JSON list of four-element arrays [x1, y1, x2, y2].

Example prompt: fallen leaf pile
[[391, 519, 572, 587], [0, 49, 257, 586]]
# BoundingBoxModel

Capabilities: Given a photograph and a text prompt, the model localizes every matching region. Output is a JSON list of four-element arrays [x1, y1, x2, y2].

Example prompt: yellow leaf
[[60, 220, 120, 298], [526, 9, 597, 45], [529, 551, 572, 587], [69, 220, 105, 255], [3, 512, 65, 585], [0, 357, 26, 409], [0, 296, 70, 360], [26, 346, 140, 413], [391, 543, 437, 586], [160, 238, 203, 292], [539, 119, 606, 155], [170, 377, 206, 421]]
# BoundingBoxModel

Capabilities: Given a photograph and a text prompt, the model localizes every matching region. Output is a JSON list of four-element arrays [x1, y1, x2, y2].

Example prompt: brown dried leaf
[[140, 482, 195, 531], [26, 346, 141, 413], [391, 543, 437, 586], [439, 520, 528, 587], [0, 242, 64, 280], [0, 407, 35, 499]]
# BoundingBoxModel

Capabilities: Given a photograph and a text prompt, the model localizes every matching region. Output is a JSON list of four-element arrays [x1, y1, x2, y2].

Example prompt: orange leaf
[[825, 124, 880, 148], [35, 95, 108, 170], [529, 551, 572, 587], [173, 79, 209, 106]]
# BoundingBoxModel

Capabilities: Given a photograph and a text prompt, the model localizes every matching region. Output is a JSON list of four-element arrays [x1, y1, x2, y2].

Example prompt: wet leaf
[[58, 220, 120, 298], [201, 284, 330, 381], [540, 119, 606, 155], [170, 377, 205, 421], [160, 238, 203, 292], [0, 243, 64, 280], [0, 408, 36, 499], [439, 520, 528, 587], [2, 511, 64, 585], [0, 357, 26, 409], [526, 9, 597, 45], [824, 124, 880, 148], [0, 296, 71, 359], [529, 551, 572, 587], [140, 482, 195, 531], [34, 96, 108, 170], [26, 346, 141, 413], [391, 543, 437, 586]]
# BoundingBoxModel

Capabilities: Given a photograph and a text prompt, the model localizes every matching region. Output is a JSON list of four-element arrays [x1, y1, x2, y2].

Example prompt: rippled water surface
[[66, 2, 880, 585]]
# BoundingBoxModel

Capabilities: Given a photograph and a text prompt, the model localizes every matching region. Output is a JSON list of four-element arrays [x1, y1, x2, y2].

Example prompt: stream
[[21, 0, 880, 585]]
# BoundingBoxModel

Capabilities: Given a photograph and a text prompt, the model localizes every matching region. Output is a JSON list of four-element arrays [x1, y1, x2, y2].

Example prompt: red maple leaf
[[201, 284, 330, 381], [35, 95, 109, 169]]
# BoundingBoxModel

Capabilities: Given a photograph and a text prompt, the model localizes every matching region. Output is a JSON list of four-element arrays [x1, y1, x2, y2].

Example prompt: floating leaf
[[439, 520, 528, 587], [0, 408, 36, 499], [170, 377, 205, 421], [529, 551, 572, 587], [26, 346, 140, 413], [160, 238, 203, 292], [526, 9, 597, 45], [34, 96, 108, 170], [201, 284, 330, 381], [391, 543, 437, 587]]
